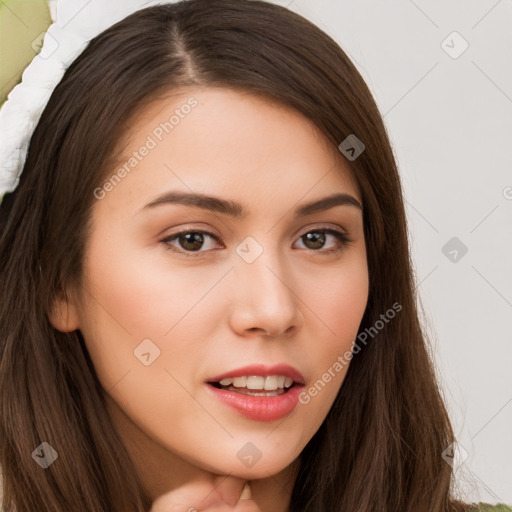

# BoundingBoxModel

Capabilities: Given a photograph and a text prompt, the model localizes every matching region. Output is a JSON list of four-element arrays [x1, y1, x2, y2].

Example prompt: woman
[[0, 0, 508, 510]]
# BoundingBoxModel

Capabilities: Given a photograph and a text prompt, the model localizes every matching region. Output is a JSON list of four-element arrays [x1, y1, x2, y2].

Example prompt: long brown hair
[[0, 0, 472, 510]]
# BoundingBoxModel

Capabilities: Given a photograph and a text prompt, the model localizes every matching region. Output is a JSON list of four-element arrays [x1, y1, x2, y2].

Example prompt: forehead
[[100, 87, 361, 214]]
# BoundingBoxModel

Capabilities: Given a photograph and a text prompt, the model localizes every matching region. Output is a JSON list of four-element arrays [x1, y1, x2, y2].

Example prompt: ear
[[48, 289, 80, 332]]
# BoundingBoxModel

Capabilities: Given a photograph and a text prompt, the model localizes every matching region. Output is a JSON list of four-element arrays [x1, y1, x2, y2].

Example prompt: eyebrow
[[142, 190, 362, 217]]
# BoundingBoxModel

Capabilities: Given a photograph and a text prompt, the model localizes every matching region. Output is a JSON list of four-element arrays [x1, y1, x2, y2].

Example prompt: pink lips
[[205, 363, 305, 422]]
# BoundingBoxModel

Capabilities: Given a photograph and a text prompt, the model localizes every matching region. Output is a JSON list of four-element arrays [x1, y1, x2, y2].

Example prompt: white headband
[[0, 0, 176, 204]]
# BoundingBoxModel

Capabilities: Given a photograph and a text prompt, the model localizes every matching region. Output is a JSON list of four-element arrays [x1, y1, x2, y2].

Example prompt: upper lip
[[207, 364, 305, 385]]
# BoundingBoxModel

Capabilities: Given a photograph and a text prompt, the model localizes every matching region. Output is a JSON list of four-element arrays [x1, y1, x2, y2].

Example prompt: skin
[[50, 87, 369, 511]]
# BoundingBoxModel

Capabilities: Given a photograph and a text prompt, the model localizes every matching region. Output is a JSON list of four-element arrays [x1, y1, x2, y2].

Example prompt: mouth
[[204, 364, 305, 421]]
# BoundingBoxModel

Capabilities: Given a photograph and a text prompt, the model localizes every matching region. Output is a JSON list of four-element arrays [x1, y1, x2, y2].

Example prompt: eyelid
[[295, 222, 348, 237], [161, 222, 348, 239]]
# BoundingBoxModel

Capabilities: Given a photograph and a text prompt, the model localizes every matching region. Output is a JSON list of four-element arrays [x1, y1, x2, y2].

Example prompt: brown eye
[[161, 230, 220, 255], [296, 228, 351, 254]]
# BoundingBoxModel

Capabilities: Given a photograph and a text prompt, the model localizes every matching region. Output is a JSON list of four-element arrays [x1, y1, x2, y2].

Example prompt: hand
[[149, 475, 259, 512]]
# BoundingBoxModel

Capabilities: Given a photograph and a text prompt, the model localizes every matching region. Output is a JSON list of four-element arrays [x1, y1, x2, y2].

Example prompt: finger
[[211, 476, 249, 506], [239, 482, 252, 500]]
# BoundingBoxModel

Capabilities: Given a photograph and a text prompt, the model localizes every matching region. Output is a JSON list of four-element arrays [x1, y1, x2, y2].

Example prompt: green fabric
[[476, 504, 512, 511], [0, 0, 52, 103]]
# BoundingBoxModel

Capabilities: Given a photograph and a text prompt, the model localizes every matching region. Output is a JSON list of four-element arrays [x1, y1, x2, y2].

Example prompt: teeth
[[217, 375, 295, 390], [264, 376, 278, 391], [233, 376, 247, 388], [247, 376, 265, 389]]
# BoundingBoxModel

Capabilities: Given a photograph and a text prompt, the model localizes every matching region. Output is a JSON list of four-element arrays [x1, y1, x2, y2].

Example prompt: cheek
[[81, 232, 221, 339], [77, 233, 252, 442], [292, 251, 368, 421], [301, 244, 369, 348], [76, 241, 221, 456]]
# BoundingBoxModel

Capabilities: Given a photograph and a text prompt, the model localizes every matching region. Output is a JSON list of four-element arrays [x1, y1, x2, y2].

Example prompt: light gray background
[[274, 0, 512, 505]]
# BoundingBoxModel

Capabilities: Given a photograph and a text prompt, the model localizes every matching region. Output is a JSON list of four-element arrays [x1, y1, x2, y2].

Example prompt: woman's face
[[54, 87, 368, 494]]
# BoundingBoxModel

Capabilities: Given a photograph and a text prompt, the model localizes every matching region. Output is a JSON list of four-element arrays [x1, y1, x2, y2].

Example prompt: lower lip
[[205, 383, 304, 422]]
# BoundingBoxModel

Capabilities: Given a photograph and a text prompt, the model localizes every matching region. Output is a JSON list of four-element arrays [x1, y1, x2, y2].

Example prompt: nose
[[227, 246, 303, 338]]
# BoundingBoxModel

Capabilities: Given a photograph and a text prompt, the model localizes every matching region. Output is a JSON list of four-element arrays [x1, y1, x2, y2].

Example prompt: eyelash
[[160, 227, 353, 258]]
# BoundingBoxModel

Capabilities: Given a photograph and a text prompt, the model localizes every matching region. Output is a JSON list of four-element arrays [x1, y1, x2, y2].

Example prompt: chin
[[196, 446, 299, 481]]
